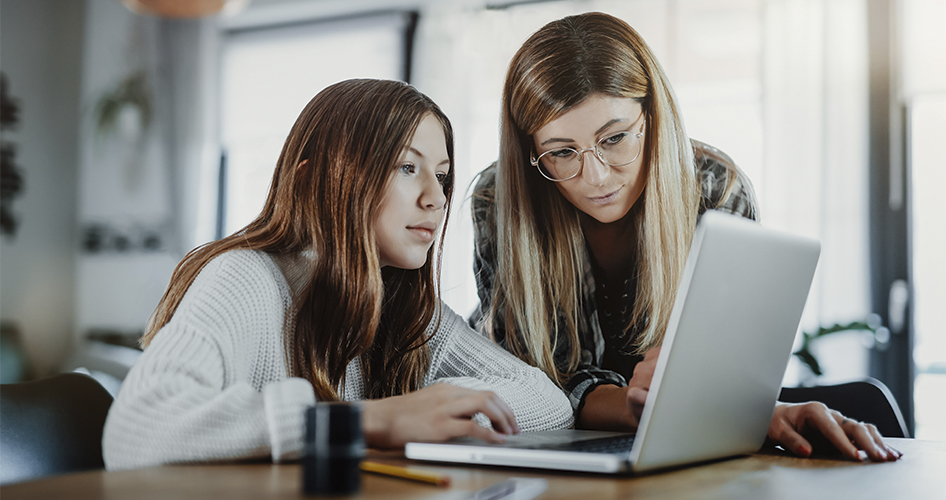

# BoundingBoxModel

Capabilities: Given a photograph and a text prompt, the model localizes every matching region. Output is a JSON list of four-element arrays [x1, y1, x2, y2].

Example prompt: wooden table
[[2, 439, 943, 499]]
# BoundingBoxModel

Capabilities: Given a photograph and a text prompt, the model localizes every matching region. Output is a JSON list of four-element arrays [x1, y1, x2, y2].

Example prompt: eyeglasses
[[530, 129, 644, 182]]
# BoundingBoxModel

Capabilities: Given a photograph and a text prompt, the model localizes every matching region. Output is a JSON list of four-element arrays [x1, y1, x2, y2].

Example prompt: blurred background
[[0, 0, 943, 439]]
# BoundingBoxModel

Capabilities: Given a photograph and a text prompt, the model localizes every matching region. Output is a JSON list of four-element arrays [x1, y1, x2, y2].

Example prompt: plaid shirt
[[469, 140, 759, 413]]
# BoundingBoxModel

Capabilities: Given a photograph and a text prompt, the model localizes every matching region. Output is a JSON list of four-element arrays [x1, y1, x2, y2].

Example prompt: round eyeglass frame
[[529, 130, 644, 182]]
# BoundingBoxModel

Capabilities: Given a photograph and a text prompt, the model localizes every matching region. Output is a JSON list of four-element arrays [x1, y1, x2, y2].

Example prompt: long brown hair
[[485, 12, 699, 386], [143, 79, 455, 400]]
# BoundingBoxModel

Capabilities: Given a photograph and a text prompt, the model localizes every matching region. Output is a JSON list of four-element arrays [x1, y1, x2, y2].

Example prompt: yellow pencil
[[360, 461, 451, 487]]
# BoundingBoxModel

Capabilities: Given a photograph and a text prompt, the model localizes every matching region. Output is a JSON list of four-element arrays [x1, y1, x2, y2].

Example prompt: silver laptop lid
[[404, 211, 820, 474], [629, 210, 820, 471]]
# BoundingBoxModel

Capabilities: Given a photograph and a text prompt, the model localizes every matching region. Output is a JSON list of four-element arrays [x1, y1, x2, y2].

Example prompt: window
[[909, 94, 946, 440], [220, 12, 415, 235]]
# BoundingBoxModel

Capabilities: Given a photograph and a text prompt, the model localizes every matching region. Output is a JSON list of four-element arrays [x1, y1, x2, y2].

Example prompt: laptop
[[405, 210, 821, 474]]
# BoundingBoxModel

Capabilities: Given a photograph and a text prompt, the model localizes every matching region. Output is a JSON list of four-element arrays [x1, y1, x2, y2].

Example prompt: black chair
[[0, 372, 114, 485], [778, 378, 910, 438]]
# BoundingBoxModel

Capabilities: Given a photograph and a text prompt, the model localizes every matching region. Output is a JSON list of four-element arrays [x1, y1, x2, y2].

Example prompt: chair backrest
[[778, 378, 910, 438], [0, 372, 114, 485]]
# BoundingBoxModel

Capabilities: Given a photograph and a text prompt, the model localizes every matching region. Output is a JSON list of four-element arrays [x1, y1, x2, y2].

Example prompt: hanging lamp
[[119, 0, 248, 18]]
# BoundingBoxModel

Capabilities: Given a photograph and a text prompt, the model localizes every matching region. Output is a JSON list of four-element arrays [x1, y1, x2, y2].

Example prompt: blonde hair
[[143, 79, 455, 400], [486, 13, 699, 386]]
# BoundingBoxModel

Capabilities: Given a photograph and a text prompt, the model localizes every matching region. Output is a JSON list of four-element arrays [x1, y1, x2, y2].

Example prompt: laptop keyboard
[[536, 434, 637, 454]]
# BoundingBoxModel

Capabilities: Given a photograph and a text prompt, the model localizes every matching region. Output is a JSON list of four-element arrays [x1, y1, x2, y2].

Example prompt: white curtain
[[762, 0, 871, 384]]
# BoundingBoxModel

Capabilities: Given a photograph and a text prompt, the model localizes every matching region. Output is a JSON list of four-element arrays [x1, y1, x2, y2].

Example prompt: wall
[[73, 0, 184, 339], [0, 0, 85, 376]]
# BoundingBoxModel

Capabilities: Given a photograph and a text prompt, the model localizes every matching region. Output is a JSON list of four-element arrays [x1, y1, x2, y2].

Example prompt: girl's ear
[[295, 159, 309, 176]]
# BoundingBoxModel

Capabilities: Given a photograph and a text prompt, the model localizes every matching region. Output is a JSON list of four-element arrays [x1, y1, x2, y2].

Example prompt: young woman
[[102, 79, 573, 471], [471, 12, 899, 461]]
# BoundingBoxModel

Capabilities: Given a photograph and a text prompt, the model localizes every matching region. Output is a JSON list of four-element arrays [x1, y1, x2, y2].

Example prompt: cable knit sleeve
[[102, 251, 316, 471], [425, 302, 574, 432]]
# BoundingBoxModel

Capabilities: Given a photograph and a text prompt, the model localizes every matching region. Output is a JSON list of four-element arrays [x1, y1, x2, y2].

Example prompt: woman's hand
[[767, 402, 902, 461], [360, 383, 519, 449], [625, 347, 660, 423], [577, 347, 660, 431]]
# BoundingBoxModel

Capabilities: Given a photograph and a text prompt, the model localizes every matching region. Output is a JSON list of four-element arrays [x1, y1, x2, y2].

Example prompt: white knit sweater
[[102, 250, 573, 471]]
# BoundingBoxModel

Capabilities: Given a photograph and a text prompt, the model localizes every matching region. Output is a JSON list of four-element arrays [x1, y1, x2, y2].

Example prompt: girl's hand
[[767, 402, 902, 461], [360, 383, 519, 448]]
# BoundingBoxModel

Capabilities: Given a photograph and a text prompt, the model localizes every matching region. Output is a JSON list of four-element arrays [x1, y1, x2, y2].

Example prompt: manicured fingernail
[[876, 448, 888, 460]]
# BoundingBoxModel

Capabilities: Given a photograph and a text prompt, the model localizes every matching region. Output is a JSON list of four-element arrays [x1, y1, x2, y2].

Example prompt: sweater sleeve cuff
[[263, 377, 317, 462]]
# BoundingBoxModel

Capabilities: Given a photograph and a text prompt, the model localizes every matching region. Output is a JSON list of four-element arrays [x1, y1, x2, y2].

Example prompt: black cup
[[303, 402, 365, 495]]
